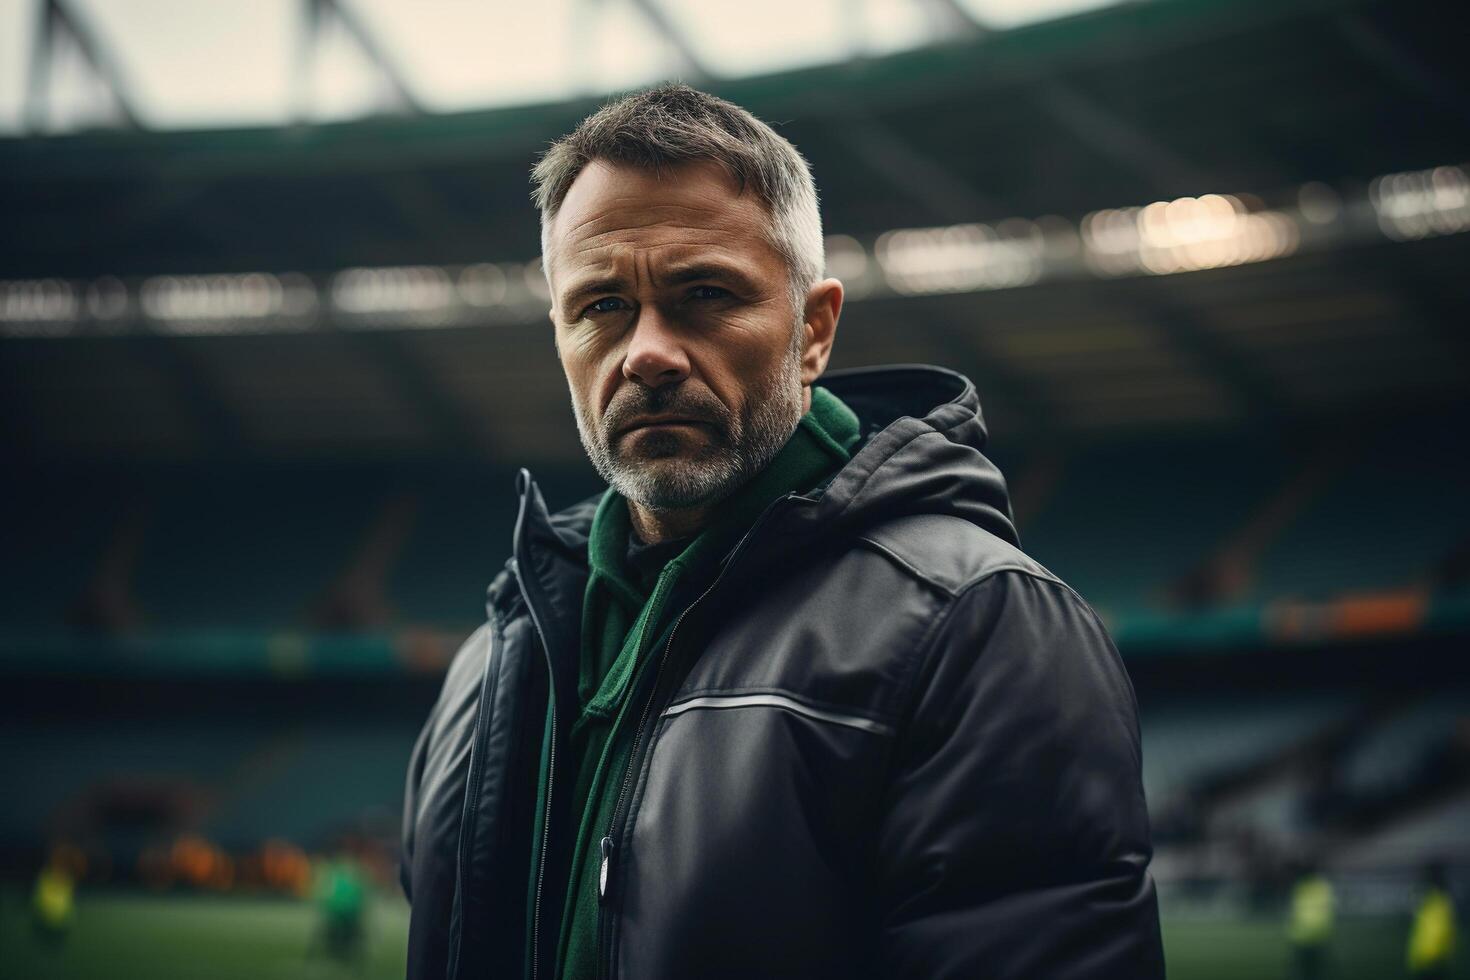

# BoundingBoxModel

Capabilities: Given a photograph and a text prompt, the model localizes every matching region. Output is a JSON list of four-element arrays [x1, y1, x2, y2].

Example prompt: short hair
[[531, 83, 824, 313]]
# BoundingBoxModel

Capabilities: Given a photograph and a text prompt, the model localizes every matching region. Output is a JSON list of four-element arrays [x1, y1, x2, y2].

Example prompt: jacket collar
[[493, 363, 1016, 619]]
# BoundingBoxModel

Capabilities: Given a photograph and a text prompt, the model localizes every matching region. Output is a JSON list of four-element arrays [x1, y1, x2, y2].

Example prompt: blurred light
[[1036, 214, 1083, 259], [876, 220, 1045, 295], [824, 234, 870, 283], [5, 163, 1468, 336], [84, 276, 130, 320], [276, 273, 320, 317], [0, 279, 78, 331], [1370, 165, 1470, 240], [1081, 194, 1298, 277], [141, 272, 286, 324], [523, 261, 552, 303], [456, 263, 509, 307], [1297, 181, 1342, 225], [331, 265, 454, 322]]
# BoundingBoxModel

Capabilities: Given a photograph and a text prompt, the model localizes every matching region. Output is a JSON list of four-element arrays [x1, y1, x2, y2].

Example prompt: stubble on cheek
[[562, 310, 804, 511]]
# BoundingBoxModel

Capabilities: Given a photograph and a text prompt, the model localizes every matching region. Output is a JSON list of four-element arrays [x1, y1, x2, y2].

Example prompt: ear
[[799, 278, 843, 387]]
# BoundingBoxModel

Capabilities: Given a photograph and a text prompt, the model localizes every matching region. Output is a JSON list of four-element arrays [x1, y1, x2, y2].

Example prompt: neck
[[626, 499, 712, 544]]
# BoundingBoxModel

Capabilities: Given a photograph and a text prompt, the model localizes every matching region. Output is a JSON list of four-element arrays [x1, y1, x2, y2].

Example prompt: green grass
[[0, 888, 408, 980], [1161, 915, 1466, 980], [2, 890, 1464, 979]]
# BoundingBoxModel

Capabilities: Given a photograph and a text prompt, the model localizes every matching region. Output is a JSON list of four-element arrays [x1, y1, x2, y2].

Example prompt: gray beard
[[571, 344, 804, 513]]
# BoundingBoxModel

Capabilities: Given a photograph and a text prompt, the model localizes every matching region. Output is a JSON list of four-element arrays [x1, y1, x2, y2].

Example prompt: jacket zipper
[[595, 498, 801, 979], [531, 707, 556, 980], [594, 575, 719, 980], [515, 553, 568, 980]]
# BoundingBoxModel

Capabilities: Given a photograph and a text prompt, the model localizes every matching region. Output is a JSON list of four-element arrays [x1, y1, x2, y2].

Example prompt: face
[[543, 160, 834, 512]]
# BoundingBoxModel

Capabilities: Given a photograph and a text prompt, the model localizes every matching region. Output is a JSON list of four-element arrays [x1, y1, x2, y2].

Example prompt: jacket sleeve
[[399, 707, 434, 902], [399, 622, 494, 905], [873, 570, 1164, 979]]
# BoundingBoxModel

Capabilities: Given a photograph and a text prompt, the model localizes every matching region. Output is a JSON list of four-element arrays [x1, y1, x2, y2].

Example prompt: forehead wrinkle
[[565, 227, 774, 274], [558, 191, 768, 242], [573, 235, 758, 255], [567, 212, 764, 252], [572, 189, 773, 240], [566, 240, 776, 288], [557, 247, 635, 300], [548, 181, 781, 299]]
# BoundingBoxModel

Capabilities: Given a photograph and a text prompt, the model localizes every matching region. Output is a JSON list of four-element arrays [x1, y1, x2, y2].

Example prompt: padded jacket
[[401, 364, 1165, 980]]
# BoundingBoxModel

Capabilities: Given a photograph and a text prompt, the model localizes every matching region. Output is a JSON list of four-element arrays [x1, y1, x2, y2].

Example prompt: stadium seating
[[2, 715, 421, 857], [1337, 693, 1470, 799], [5, 429, 1467, 643], [1334, 787, 1470, 870], [1, 719, 260, 848], [1252, 422, 1470, 600], [387, 476, 522, 628], [1207, 770, 1315, 846], [1140, 694, 1354, 810], [132, 469, 380, 628], [1018, 436, 1293, 611], [0, 477, 133, 628], [1146, 691, 1470, 874], [202, 724, 418, 850]]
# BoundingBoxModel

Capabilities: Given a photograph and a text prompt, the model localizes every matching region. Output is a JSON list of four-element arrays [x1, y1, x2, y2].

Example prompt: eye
[[689, 285, 731, 301], [584, 296, 630, 316]]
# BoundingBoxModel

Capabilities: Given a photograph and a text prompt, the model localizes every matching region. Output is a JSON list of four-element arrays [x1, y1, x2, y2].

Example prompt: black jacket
[[401, 365, 1165, 980]]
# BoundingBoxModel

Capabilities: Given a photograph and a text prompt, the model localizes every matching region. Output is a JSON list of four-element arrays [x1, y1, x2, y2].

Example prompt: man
[[1407, 861, 1457, 980], [401, 83, 1163, 980], [311, 845, 369, 966], [30, 846, 76, 949], [1286, 858, 1335, 980]]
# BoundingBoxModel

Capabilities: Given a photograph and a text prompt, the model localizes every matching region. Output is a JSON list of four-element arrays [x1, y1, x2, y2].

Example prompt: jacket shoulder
[[855, 513, 1060, 598]]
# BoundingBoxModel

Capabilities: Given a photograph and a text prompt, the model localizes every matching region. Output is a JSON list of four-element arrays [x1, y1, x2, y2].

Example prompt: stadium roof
[[2, 0, 1467, 461], [0, 0, 1124, 133]]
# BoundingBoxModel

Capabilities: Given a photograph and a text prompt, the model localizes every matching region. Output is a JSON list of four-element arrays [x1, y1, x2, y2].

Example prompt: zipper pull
[[599, 836, 615, 904]]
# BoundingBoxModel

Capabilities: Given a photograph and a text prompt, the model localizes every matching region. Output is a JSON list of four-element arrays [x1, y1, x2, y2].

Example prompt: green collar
[[578, 385, 860, 714]]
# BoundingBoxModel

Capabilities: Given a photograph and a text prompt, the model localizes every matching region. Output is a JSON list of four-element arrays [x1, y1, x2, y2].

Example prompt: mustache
[[601, 383, 732, 438]]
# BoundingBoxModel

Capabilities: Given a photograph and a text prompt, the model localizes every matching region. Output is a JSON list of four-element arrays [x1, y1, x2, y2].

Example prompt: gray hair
[[531, 83, 824, 314]]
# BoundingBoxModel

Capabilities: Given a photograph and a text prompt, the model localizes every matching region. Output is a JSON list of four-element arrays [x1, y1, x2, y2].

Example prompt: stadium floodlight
[[137, 273, 318, 335], [1083, 195, 1299, 278], [875, 221, 1046, 295], [822, 235, 874, 298], [331, 266, 453, 315], [1370, 165, 1470, 241], [2, 163, 1467, 337], [455, 264, 510, 308], [0, 279, 77, 327]]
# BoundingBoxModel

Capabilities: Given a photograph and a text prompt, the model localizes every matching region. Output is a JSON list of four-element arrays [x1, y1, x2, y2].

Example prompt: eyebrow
[[559, 261, 759, 311], [560, 277, 625, 310], [661, 262, 757, 290]]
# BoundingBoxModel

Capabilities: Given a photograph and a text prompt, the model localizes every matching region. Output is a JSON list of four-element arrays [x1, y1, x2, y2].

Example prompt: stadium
[[2, 0, 1467, 977]]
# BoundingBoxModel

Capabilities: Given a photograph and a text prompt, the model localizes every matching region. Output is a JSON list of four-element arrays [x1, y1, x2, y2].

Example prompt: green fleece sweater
[[536, 386, 861, 980]]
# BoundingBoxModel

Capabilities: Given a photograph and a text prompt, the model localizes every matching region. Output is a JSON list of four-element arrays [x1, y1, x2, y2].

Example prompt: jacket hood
[[811, 363, 1016, 545], [499, 364, 1016, 607], [712, 363, 1015, 580]]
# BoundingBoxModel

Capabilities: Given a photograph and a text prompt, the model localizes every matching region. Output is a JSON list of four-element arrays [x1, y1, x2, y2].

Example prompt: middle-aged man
[[402, 83, 1164, 980]]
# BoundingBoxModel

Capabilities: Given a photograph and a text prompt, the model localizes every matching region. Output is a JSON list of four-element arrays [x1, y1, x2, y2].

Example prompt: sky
[[0, 0, 1121, 133]]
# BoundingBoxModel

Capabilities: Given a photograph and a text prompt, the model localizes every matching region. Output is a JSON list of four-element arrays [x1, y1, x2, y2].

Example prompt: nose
[[622, 307, 690, 389]]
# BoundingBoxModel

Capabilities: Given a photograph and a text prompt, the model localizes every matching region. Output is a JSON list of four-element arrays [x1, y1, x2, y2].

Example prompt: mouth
[[618, 417, 711, 437]]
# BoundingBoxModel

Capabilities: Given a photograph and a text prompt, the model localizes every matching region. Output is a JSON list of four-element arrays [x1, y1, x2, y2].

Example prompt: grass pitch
[[1161, 915, 1465, 980], [2, 889, 1464, 979], [1, 888, 408, 980]]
